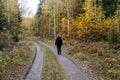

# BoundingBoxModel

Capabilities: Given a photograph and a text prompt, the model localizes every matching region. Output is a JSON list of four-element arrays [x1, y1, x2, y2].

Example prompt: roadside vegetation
[[0, 40, 35, 80], [39, 43, 67, 80], [0, 0, 36, 79], [63, 39, 120, 80]]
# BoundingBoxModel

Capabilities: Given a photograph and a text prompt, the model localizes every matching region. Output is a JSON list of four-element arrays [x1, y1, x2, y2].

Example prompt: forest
[[0, 0, 120, 80]]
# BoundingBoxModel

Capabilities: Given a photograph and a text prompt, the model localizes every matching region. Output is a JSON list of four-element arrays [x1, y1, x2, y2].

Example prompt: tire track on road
[[24, 41, 43, 80]]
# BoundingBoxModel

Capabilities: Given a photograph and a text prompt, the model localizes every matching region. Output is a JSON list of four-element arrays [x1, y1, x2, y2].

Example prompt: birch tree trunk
[[94, 0, 97, 27], [54, 5, 56, 39], [7, 0, 11, 30], [49, 15, 51, 37], [67, 0, 70, 36], [117, 0, 120, 33]]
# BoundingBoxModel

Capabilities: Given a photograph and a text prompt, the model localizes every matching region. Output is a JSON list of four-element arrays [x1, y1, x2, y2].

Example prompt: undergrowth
[[67, 40, 120, 80], [0, 40, 33, 80]]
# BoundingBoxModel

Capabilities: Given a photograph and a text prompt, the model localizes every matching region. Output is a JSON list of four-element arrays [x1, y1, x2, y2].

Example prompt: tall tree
[[36, 0, 65, 38], [6, 0, 23, 41], [0, 0, 7, 31], [102, 0, 118, 17], [36, 0, 44, 35], [117, 0, 120, 32]]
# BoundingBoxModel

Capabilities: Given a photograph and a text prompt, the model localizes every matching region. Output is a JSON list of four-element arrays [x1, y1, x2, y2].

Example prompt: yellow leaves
[[76, 52, 87, 61], [112, 58, 117, 62], [68, 40, 118, 79], [84, 0, 94, 18], [102, 56, 120, 78], [43, 0, 66, 14], [67, 0, 109, 41], [10, 0, 19, 12], [0, 41, 33, 79], [42, 3, 49, 14], [11, 43, 30, 58], [61, 18, 68, 37]]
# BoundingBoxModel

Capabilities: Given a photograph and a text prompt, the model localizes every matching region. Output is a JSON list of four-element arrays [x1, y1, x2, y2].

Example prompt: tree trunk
[[7, 0, 11, 30], [117, 1, 120, 33], [94, 0, 97, 27], [67, 0, 70, 36], [49, 15, 51, 37], [54, 5, 56, 39]]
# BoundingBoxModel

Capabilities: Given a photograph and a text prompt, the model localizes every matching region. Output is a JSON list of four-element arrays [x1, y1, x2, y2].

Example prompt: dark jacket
[[55, 36, 63, 47]]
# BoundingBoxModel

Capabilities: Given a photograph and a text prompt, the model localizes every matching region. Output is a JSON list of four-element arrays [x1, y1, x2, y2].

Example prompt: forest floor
[[0, 40, 35, 80]]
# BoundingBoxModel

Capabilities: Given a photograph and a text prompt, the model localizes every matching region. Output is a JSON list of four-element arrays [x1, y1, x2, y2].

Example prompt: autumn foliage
[[61, 1, 119, 42]]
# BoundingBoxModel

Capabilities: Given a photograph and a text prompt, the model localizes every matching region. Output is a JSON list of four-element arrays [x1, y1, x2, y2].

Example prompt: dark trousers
[[57, 46, 61, 55]]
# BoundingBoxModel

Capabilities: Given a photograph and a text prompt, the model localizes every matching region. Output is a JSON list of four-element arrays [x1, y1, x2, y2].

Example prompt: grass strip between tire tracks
[[39, 43, 67, 80]]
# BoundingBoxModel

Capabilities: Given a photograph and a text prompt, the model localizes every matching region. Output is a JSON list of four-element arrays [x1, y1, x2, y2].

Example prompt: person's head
[[57, 33, 61, 37]]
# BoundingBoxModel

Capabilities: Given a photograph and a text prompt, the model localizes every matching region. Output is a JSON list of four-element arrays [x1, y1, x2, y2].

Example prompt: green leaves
[[107, 30, 119, 44], [102, 0, 118, 17]]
